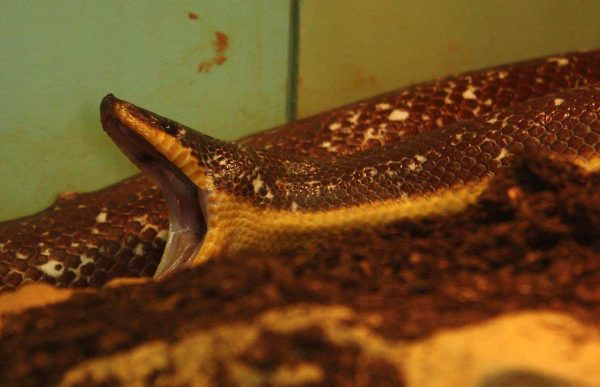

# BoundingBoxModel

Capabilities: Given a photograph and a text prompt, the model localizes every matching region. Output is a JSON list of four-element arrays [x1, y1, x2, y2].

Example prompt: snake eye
[[138, 153, 154, 164], [162, 122, 179, 136]]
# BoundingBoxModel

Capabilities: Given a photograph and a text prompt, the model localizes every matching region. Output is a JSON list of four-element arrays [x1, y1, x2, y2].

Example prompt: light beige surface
[[59, 305, 600, 386], [297, 0, 600, 117], [0, 284, 76, 329]]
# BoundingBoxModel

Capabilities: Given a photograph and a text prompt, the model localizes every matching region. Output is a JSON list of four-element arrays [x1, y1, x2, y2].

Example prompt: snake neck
[[101, 86, 600, 278]]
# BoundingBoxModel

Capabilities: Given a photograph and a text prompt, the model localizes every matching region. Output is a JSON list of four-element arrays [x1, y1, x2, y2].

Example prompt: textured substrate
[[1, 154, 599, 386]]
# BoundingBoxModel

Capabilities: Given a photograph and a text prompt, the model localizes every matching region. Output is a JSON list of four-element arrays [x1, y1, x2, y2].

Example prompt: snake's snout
[[101, 95, 222, 279], [100, 93, 117, 115]]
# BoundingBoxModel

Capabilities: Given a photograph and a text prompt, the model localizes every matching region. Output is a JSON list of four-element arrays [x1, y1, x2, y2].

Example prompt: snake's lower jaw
[[101, 95, 210, 278]]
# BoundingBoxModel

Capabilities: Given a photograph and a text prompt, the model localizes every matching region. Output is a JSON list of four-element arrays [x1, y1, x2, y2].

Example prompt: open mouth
[[100, 95, 208, 278]]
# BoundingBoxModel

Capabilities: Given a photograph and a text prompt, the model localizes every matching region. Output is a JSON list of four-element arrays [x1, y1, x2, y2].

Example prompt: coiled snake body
[[1, 50, 599, 290]]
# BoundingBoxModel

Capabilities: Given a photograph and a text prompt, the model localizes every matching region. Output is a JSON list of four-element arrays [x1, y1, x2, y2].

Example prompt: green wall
[[1, 0, 599, 221], [297, 0, 600, 117], [0, 0, 291, 220]]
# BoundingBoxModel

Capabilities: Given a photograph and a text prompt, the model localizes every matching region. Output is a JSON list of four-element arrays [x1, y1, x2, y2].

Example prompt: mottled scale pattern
[[1, 50, 600, 291], [155, 85, 600, 210], [242, 50, 600, 156], [0, 177, 165, 290]]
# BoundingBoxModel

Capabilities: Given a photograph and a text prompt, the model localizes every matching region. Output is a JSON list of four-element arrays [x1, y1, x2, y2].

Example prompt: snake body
[[1, 50, 599, 289]]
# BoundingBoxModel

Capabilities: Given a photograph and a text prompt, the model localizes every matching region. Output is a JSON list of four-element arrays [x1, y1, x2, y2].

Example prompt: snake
[[1, 49, 599, 290]]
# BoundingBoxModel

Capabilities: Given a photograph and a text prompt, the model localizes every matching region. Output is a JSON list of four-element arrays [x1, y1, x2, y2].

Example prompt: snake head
[[100, 94, 255, 278]]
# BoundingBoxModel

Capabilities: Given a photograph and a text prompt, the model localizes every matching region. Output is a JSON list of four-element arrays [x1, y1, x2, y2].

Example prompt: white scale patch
[[494, 148, 510, 162], [252, 176, 264, 193], [142, 223, 159, 234], [348, 112, 361, 125], [547, 57, 569, 66], [451, 133, 463, 145], [405, 155, 427, 172], [320, 141, 332, 148], [462, 85, 477, 100], [80, 254, 94, 266], [407, 161, 420, 172], [329, 122, 341, 131], [362, 127, 386, 145], [362, 167, 378, 177], [290, 201, 299, 211], [444, 93, 453, 105], [250, 170, 274, 200], [388, 109, 410, 121], [16, 252, 27, 259], [133, 243, 145, 256], [554, 98, 565, 106], [70, 254, 95, 278], [39, 259, 65, 278], [134, 214, 149, 224], [95, 211, 107, 223], [376, 102, 391, 110], [135, 214, 160, 235]]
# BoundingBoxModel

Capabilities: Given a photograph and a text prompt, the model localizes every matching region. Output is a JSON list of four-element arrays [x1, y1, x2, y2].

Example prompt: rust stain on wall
[[446, 41, 460, 53], [198, 31, 229, 73], [188, 12, 199, 20], [349, 67, 378, 89]]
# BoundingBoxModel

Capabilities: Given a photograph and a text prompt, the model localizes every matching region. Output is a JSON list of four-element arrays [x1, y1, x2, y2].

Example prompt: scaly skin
[[101, 86, 600, 276], [1, 50, 599, 290]]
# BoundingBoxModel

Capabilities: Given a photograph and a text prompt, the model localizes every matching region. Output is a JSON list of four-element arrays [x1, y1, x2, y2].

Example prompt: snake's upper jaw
[[100, 94, 215, 279]]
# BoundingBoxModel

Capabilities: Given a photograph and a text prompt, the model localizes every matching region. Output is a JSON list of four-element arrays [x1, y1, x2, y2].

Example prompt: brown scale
[[241, 50, 600, 156], [0, 177, 164, 290], [1, 50, 599, 291], [141, 85, 600, 210]]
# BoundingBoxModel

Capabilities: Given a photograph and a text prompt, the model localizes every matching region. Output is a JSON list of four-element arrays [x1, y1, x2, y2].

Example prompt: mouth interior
[[105, 117, 207, 278]]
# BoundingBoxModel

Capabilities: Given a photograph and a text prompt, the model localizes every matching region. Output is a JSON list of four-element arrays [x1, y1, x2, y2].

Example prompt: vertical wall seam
[[286, 0, 300, 123]]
